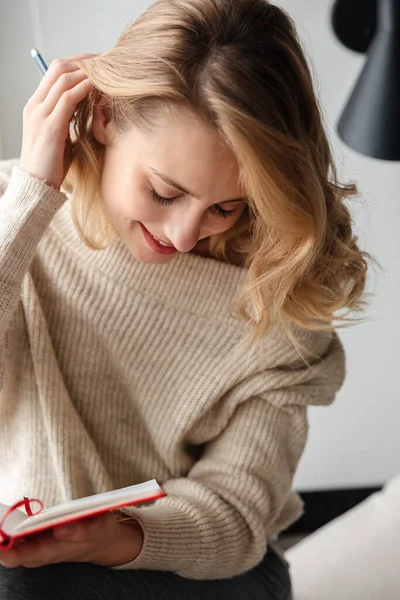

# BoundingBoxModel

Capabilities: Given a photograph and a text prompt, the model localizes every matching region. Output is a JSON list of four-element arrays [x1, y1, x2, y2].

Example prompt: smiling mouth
[[150, 233, 175, 248], [140, 224, 177, 255]]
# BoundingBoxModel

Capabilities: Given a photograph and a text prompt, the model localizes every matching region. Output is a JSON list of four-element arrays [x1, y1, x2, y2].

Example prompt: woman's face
[[92, 106, 247, 264]]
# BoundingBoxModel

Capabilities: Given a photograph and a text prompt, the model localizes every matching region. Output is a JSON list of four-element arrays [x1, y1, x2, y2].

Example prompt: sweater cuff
[[3, 167, 67, 224], [111, 499, 202, 575]]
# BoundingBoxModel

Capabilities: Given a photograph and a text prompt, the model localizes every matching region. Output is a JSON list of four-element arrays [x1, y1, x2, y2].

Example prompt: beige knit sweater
[[0, 158, 345, 579]]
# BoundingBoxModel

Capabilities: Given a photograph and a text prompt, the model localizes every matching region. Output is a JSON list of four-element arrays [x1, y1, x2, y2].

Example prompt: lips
[[140, 224, 177, 256], [150, 233, 175, 248]]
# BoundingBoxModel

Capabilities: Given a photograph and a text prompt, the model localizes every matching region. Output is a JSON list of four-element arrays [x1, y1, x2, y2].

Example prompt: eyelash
[[150, 189, 236, 219]]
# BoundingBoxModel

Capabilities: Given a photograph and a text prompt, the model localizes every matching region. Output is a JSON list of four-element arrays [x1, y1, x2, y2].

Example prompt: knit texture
[[0, 159, 345, 579]]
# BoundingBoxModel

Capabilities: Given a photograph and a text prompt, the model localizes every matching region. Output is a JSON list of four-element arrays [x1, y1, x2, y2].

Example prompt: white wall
[[279, 0, 400, 490], [0, 0, 398, 490]]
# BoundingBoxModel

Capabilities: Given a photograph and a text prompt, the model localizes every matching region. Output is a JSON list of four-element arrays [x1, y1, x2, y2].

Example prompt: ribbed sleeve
[[114, 332, 344, 579], [0, 164, 66, 388]]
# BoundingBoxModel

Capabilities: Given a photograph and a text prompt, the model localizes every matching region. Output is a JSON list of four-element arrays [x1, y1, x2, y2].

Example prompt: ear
[[91, 93, 115, 145]]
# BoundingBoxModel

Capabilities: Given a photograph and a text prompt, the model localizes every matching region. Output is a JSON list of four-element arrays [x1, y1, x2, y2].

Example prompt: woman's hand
[[0, 512, 143, 568], [19, 54, 96, 190]]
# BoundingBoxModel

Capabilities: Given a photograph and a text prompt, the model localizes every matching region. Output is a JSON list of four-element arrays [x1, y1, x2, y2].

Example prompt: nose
[[164, 211, 202, 253]]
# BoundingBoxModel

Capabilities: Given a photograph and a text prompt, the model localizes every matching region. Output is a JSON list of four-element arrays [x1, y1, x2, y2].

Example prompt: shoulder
[[232, 324, 346, 408], [264, 322, 339, 367], [0, 158, 20, 197]]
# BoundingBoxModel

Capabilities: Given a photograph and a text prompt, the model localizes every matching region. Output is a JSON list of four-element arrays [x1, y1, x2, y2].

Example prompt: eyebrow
[[149, 167, 246, 204]]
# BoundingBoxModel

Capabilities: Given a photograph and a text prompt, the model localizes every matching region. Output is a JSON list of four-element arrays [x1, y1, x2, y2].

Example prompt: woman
[[0, 0, 368, 598]]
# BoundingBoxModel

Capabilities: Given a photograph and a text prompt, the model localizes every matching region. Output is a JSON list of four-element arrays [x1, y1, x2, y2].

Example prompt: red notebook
[[0, 479, 166, 549]]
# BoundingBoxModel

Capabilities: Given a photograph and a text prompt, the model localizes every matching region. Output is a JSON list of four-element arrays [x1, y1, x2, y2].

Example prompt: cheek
[[128, 193, 167, 224], [99, 150, 154, 222], [101, 177, 159, 223], [212, 221, 234, 235], [207, 207, 247, 235]]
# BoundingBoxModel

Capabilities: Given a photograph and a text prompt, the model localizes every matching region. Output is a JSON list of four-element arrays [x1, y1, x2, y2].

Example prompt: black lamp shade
[[336, 0, 400, 161]]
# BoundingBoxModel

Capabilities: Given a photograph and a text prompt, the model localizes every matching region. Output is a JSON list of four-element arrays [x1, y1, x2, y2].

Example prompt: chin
[[120, 233, 176, 265]]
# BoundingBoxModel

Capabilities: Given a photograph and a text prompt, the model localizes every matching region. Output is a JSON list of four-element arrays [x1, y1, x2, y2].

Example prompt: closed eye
[[151, 189, 178, 206], [212, 205, 236, 218], [150, 189, 237, 218]]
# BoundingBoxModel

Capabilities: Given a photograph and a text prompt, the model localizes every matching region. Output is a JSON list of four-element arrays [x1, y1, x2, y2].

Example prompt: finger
[[10, 514, 119, 568], [63, 53, 98, 62], [31, 55, 96, 104], [30, 61, 82, 105], [54, 514, 110, 544], [48, 78, 94, 130], [13, 530, 75, 568], [41, 69, 91, 115], [0, 545, 22, 568], [19, 520, 105, 567]]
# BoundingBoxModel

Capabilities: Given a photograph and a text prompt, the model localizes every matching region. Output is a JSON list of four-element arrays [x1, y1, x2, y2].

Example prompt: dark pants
[[0, 544, 291, 599]]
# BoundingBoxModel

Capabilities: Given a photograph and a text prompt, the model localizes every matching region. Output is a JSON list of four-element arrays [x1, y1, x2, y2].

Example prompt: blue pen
[[31, 48, 48, 75]]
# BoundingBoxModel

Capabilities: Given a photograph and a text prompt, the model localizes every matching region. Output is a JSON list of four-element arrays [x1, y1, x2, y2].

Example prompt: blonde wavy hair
[[64, 0, 369, 345]]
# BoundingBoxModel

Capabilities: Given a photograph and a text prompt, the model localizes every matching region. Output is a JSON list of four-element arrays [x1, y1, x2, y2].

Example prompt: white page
[[2, 480, 163, 538], [0, 503, 28, 543]]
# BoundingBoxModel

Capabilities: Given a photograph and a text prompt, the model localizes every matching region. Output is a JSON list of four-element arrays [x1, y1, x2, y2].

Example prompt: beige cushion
[[286, 473, 400, 600]]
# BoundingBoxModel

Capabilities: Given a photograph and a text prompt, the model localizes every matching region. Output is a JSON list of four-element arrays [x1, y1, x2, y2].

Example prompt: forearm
[[0, 167, 66, 384]]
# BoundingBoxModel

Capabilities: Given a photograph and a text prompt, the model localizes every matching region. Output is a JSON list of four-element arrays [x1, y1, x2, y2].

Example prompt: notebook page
[[0, 503, 28, 541]]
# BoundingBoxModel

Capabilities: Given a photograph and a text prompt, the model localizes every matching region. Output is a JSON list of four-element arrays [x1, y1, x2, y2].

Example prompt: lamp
[[331, 0, 400, 161]]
